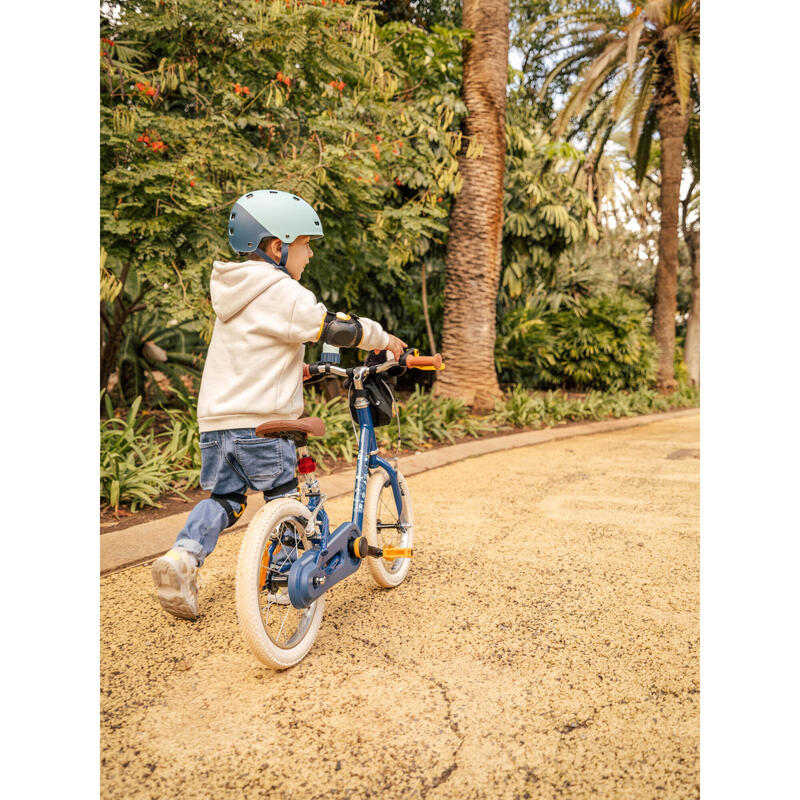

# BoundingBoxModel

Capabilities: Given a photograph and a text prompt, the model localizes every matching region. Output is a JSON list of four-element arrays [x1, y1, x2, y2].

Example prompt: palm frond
[[626, 13, 645, 75], [555, 40, 626, 137], [627, 60, 657, 153], [634, 104, 657, 185], [668, 32, 694, 112]]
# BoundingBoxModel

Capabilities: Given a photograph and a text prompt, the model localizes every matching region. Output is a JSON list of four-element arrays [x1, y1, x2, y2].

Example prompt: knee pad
[[210, 492, 247, 528], [320, 311, 363, 348]]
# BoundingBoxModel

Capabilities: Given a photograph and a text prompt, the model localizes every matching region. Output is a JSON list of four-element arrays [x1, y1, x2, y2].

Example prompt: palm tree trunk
[[434, 0, 509, 410], [653, 90, 689, 391], [684, 225, 700, 386]]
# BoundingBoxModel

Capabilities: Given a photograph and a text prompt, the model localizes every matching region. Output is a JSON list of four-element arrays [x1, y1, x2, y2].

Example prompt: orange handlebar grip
[[302, 363, 311, 381], [406, 353, 443, 369]]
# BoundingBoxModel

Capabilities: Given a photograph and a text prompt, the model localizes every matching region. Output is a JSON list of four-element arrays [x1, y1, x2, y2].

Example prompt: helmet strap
[[254, 241, 291, 276]]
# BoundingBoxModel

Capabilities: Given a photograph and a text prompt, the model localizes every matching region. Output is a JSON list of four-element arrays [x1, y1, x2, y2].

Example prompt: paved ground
[[101, 414, 699, 799]]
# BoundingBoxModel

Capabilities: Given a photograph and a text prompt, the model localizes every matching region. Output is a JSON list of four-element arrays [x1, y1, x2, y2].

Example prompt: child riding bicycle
[[151, 189, 406, 620]]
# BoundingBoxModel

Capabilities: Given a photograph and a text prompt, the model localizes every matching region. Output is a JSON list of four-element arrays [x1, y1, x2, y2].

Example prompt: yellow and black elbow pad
[[320, 311, 363, 348]]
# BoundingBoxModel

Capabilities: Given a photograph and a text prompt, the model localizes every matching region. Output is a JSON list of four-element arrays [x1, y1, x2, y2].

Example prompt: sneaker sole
[[151, 558, 198, 620]]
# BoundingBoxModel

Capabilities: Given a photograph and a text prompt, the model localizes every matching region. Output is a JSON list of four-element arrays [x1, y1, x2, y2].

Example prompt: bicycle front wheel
[[363, 467, 414, 588], [235, 498, 325, 670]]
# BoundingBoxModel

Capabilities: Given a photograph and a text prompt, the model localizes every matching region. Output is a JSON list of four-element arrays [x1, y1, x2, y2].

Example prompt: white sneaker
[[151, 549, 199, 619]]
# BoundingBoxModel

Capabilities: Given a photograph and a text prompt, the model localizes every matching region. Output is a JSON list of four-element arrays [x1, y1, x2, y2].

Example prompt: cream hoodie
[[197, 260, 389, 432]]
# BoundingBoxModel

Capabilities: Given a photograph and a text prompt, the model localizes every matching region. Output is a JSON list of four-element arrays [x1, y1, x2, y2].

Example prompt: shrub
[[490, 382, 699, 429], [496, 290, 657, 391], [100, 394, 201, 513]]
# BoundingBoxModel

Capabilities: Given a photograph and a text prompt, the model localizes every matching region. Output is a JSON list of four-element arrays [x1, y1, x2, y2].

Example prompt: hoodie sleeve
[[286, 284, 389, 350]]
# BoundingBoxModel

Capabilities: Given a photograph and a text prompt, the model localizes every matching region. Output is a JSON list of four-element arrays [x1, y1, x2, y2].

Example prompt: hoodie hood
[[210, 260, 289, 322]]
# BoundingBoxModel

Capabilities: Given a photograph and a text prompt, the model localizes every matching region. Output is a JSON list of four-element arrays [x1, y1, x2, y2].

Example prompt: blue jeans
[[173, 429, 297, 566]]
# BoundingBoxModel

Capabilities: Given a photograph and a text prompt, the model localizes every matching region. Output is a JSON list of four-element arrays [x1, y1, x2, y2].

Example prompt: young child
[[151, 189, 407, 619]]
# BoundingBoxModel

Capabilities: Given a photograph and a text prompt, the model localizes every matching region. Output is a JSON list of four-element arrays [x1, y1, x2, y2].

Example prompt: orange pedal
[[381, 546, 413, 561]]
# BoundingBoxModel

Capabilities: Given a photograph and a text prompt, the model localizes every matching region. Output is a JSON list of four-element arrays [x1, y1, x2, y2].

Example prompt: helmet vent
[[246, 193, 254, 198], [269, 190, 278, 194], [314, 221, 320, 226], [230, 212, 236, 219], [247, 242, 253, 247], [230, 228, 234, 234], [292, 196, 299, 201]]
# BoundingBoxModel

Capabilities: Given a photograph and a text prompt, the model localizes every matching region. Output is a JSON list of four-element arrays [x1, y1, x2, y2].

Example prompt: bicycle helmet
[[227, 189, 324, 273]]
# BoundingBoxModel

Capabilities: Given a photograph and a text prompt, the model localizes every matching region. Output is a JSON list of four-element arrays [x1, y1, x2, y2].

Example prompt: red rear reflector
[[297, 456, 316, 474]]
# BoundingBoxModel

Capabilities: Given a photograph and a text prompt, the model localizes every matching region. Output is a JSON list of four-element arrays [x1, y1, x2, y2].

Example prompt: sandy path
[[101, 414, 699, 799]]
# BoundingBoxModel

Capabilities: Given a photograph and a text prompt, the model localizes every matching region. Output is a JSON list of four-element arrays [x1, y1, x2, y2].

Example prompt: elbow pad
[[320, 311, 363, 348]]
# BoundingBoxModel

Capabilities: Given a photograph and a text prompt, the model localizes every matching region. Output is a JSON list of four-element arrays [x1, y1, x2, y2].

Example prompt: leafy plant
[[490, 382, 699, 429], [100, 393, 201, 513], [100, 1, 472, 394], [496, 290, 657, 391]]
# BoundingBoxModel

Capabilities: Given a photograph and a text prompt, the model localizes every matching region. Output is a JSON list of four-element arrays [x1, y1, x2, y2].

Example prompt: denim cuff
[[174, 539, 206, 566]]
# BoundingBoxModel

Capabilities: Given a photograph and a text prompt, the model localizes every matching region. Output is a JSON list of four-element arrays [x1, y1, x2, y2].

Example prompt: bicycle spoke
[[275, 604, 292, 643]]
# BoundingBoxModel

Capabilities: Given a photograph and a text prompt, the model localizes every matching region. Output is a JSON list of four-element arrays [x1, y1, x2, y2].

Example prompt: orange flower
[[374, 174, 379, 182], [337, 80, 344, 91], [190, 180, 195, 187], [242, 86, 250, 94], [376, 135, 383, 142], [370, 143, 380, 160]]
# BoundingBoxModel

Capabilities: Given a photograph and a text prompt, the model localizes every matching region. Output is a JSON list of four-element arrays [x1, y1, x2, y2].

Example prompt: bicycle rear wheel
[[363, 467, 414, 588], [235, 498, 325, 669]]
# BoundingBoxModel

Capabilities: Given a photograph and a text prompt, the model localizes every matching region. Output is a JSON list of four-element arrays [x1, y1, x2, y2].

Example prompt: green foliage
[[100, 0, 473, 395], [100, 393, 201, 513], [101, 378, 698, 510], [539, 1, 700, 179], [496, 290, 657, 391], [501, 97, 599, 304], [302, 384, 492, 469], [303, 387, 359, 466], [113, 304, 205, 403], [490, 382, 699, 429]]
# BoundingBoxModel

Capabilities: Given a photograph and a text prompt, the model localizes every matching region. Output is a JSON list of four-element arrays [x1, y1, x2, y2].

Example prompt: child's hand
[[376, 334, 408, 362]]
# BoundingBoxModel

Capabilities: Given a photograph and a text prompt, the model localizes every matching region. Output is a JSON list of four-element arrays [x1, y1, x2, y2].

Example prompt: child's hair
[[239, 236, 277, 259]]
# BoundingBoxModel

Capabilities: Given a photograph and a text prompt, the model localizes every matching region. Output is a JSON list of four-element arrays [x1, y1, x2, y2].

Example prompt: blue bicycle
[[235, 350, 442, 669]]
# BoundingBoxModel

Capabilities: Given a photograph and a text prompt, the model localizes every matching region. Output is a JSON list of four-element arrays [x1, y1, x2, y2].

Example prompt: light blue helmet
[[227, 189, 324, 271]]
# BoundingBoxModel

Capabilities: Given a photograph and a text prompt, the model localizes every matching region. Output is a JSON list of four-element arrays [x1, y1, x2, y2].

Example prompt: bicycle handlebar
[[405, 353, 442, 369], [303, 352, 443, 382]]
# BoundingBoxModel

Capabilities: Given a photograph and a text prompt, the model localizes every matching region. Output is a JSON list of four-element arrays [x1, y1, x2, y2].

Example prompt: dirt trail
[[101, 414, 699, 799]]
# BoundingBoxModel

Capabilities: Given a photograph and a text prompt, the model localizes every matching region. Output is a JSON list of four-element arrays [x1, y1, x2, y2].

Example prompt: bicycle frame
[[277, 382, 405, 608], [282, 402, 403, 548]]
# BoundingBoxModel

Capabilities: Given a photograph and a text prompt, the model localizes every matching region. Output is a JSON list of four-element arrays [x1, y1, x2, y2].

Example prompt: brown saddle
[[255, 417, 326, 443]]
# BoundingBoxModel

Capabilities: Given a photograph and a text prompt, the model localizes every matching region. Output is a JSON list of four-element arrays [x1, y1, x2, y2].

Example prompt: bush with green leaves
[[100, 394, 201, 513], [101, 379, 698, 510], [100, 0, 473, 393], [490, 382, 699, 429], [496, 290, 657, 391]]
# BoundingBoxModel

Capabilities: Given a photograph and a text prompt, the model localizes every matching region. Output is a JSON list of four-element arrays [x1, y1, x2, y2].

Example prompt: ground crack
[[348, 634, 465, 797]]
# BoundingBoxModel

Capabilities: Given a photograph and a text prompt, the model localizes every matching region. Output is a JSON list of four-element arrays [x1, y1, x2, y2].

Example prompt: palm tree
[[542, 0, 700, 390], [435, 0, 510, 409]]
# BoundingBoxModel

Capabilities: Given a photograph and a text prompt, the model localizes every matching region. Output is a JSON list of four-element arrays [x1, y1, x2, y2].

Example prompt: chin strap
[[254, 241, 291, 275]]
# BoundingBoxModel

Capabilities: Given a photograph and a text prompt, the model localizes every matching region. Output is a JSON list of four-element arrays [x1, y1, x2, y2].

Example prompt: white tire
[[235, 498, 325, 670], [363, 468, 414, 588]]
